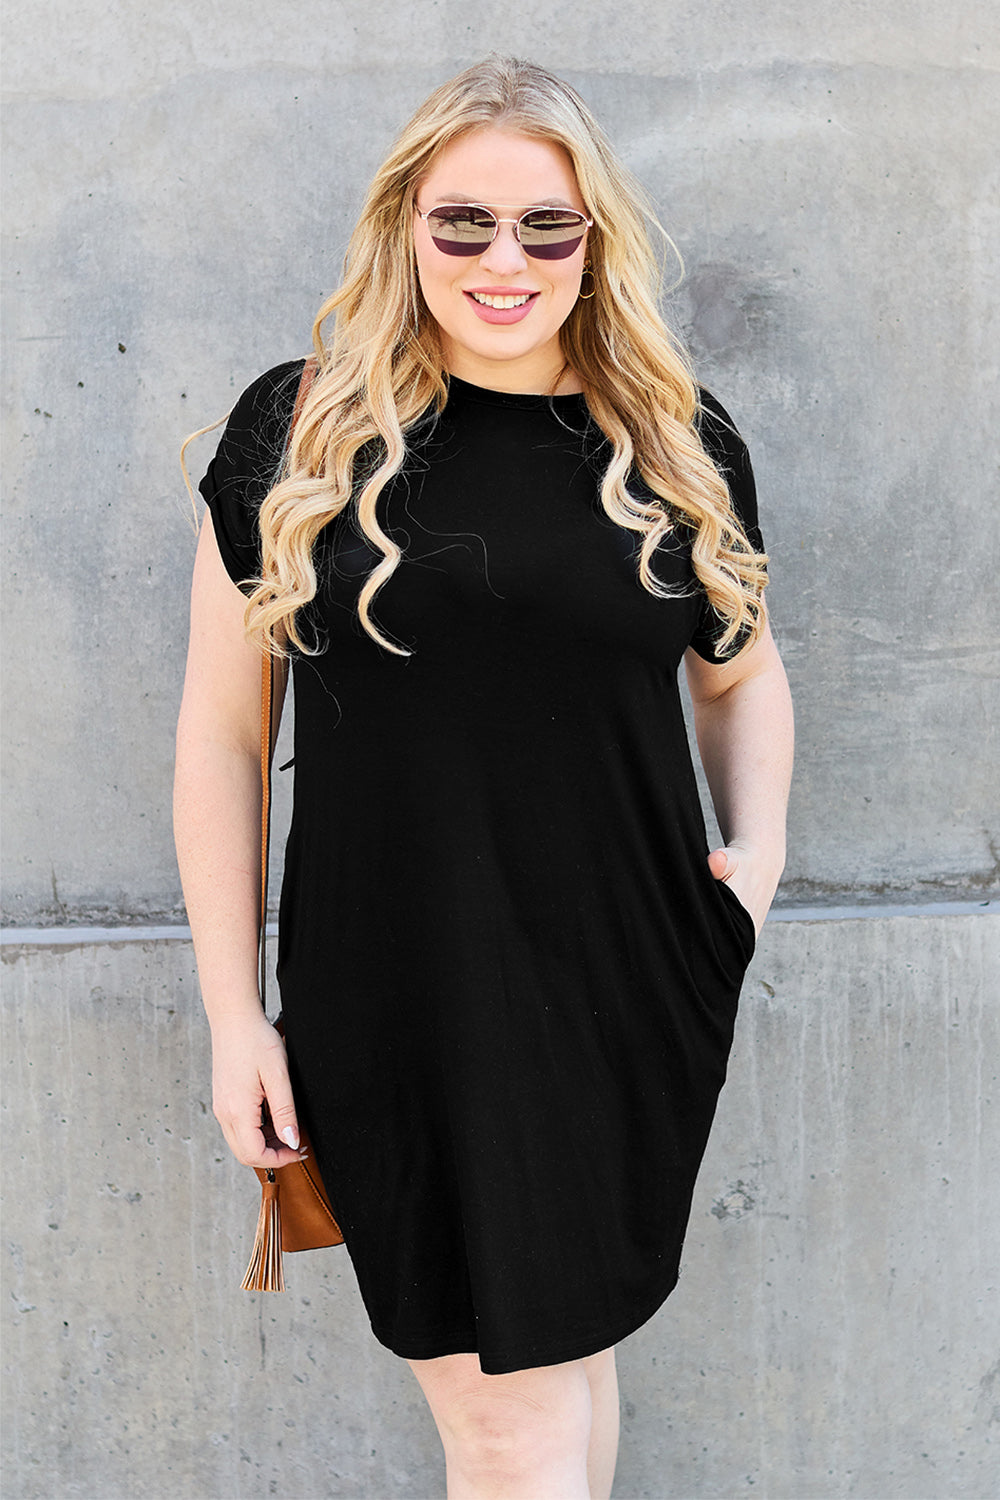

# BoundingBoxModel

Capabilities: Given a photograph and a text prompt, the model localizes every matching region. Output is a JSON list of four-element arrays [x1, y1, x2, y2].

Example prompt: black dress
[[201, 363, 761, 1375]]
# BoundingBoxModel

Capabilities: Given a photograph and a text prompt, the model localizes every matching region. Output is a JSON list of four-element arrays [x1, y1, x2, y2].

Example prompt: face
[[413, 128, 590, 393]]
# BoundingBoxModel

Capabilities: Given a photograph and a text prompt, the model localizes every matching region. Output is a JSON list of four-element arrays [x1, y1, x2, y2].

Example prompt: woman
[[175, 55, 793, 1500]]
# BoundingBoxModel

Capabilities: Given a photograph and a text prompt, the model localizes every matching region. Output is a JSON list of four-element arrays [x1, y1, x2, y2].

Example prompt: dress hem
[[368, 1266, 681, 1376]]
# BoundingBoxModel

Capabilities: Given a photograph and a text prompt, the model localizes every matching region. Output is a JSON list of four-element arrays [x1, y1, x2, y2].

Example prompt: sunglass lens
[[518, 209, 589, 260], [426, 206, 496, 256]]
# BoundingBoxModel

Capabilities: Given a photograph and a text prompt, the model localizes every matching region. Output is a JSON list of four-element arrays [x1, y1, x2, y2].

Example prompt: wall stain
[[975, 1358, 1000, 1427], [712, 1179, 757, 1221]]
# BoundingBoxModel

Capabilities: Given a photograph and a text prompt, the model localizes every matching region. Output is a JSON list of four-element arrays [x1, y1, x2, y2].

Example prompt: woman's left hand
[[687, 621, 793, 942], [707, 841, 780, 939]]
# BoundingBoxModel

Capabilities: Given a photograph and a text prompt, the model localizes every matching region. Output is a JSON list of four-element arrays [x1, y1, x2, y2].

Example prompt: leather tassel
[[241, 1170, 286, 1292]]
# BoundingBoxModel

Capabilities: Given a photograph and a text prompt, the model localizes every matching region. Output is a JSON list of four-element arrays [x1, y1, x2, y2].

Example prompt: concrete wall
[[3, 914, 998, 1498], [2, 2, 997, 921], [3, 3, 999, 1497]]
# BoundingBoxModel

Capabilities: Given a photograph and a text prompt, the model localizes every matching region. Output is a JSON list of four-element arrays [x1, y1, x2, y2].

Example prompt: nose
[[478, 219, 529, 276]]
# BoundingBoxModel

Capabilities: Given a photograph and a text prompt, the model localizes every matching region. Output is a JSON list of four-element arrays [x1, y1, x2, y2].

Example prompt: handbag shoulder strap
[[259, 355, 319, 1008]]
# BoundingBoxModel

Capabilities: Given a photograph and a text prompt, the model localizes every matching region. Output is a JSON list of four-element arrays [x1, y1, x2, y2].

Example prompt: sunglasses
[[417, 202, 593, 260]]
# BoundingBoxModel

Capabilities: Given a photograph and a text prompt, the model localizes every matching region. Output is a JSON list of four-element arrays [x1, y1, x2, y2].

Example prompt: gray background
[[2, 3, 998, 1497]]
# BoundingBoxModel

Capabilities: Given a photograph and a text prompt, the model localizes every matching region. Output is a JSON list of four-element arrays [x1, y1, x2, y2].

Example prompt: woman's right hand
[[175, 517, 302, 1171], [210, 1010, 305, 1168]]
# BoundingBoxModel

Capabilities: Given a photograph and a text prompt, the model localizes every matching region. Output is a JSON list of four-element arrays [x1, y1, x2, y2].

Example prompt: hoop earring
[[578, 262, 596, 300]]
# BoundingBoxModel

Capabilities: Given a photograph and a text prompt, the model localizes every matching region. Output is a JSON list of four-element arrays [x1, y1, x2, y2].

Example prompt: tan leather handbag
[[241, 356, 345, 1293], [241, 1021, 344, 1292]]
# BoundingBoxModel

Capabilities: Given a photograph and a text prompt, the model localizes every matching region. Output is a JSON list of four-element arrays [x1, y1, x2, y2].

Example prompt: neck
[[442, 345, 583, 397]]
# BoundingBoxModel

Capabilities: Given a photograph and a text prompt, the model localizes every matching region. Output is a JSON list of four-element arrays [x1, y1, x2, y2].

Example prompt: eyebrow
[[431, 194, 578, 209]]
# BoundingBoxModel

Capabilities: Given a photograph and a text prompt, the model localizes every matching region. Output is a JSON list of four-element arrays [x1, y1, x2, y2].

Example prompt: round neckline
[[445, 374, 587, 412]]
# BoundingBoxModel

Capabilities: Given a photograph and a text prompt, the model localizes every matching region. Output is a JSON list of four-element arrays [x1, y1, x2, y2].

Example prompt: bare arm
[[684, 620, 794, 935], [174, 515, 302, 1167]]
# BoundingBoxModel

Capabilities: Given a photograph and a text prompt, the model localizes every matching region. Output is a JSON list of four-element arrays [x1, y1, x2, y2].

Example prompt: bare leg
[[582, 1348, 619, 1500], [408, 1351, 593, 1499]]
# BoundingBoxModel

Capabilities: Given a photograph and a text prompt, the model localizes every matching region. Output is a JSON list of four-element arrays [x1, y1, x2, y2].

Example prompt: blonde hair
[[241, 56, 768, 657]]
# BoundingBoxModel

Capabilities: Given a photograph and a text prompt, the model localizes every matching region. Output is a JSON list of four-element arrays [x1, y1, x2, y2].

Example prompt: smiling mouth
[[469, 291, 536, 309]]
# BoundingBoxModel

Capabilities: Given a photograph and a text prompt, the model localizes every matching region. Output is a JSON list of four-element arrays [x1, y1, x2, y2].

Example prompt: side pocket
[[716, 879, 757, 965]]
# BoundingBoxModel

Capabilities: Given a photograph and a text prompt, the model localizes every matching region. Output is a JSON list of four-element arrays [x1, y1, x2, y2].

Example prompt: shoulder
[[695, 388, 751, 471], [198, 358, 307, 507], [220, 358, 309, 466], [694, 387, 760, 536], [233, 358, 308, 413]]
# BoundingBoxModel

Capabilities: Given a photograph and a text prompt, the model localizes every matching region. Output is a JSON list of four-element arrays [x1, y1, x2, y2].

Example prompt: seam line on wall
[[0, 901, 996, 946]]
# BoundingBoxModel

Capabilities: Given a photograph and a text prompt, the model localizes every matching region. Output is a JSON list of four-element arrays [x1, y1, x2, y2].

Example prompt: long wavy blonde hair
[[240, 56, 768, 658]]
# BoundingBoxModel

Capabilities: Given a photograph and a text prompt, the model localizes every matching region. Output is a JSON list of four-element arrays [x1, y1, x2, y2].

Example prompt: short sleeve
[[198, 359, 306, 591], [687, 389, 766, 662]]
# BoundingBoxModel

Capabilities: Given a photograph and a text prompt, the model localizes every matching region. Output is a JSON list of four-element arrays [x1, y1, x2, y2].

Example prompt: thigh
[[580, 1347, 618, 1425], [407, 1350, 593, 1436], [581, 1346, 617, 1391]]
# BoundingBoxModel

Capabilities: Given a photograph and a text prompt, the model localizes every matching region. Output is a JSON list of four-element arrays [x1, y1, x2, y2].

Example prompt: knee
[[440, 1384, 590, 1485]]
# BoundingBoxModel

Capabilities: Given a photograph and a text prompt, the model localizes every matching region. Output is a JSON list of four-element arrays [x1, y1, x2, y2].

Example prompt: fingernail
[[281, 1127, 300, 1149]]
